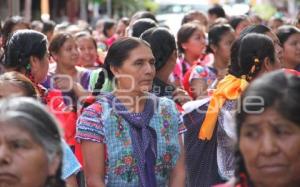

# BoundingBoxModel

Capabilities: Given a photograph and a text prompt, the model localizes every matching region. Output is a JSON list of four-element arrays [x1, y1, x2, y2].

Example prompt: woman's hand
[[173, 88, 192, 105], [54, 75, 74, 91], [54, 75, 91, 99]]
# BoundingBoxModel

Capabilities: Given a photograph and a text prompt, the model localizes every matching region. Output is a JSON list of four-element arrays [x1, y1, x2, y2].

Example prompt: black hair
[[239, 24, 271, 38], [177, 22, 204, 54], [2, 30, 47, 75], [207, 24, 234, 53], [229, 15, 248, 30], [119, 17, 130, 26], [0, 20, 2, 37], [74, 31, 97, 50], [54, 22, 70, 33], [31, 20, 43, 32], [140, 27, 176, 71], [235, 70, 300, 186], [228, 24, 272, 77], [181, 10, 208, 26], [103, 37, 150, 81], [237, 33, 275, 81], [131, 11, 158, 23], [131, 18, 158, 37], [208, 4, 226, 18], [103, 19, 116, 37], [42, 20, 56, 34], [276, 25, 300, 45], [49, 32, 73, 56], [1, 16, 30, 49]]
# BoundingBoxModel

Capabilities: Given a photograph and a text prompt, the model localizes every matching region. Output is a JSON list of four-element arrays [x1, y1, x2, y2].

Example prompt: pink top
[[172, 54, 214, 87]]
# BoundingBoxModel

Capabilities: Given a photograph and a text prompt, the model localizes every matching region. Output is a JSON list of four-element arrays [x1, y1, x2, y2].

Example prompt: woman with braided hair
[[1, 29, 49, 98], [76, 37, 185, 187], [215, 69, 300, 187], [183, 29, 280, 187], [0, 30, 80, 187]]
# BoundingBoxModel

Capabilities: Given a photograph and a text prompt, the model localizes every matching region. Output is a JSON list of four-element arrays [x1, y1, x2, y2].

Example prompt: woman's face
[[106, 25, 116, 38], [33, 51, 50, 83], [239, 108, 300, 187], [112, 44, 155, 94], [266, 31, 283, 64], [76, 36, 98, 66], [54, 38, 79, 68], [116, 22, 127, 37], [282, 33, 300, 69], [213, 30, 235, 63], [182, 28, 206, 58], [0, 123, 59, 187]]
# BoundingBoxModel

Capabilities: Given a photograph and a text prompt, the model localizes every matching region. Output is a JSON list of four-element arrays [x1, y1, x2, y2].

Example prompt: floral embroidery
[[77, 97, 182, 186], [111, 110, 132, 147], [161, 107, 172, 143], [155, 145, 177, 178], [163, 153, 172, 163], [114, 154, 138, 182]]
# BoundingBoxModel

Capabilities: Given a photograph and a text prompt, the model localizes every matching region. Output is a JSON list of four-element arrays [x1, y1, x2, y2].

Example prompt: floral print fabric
[[76, 96, 185, 186]]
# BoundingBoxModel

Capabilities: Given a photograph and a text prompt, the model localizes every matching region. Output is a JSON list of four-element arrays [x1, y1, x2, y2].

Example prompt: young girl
[[44, 32, 94, 146], [276, 25, 300, 71], [75, 31, 103, 69], [172, 22, 207, 87], [182, 24, 235, 99]]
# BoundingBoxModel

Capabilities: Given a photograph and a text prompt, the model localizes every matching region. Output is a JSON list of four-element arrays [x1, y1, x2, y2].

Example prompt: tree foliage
[[110, 0, 158, 18]]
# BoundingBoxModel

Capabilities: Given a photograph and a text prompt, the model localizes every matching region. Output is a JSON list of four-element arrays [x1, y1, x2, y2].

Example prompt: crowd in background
[[0, 3, 299, 187]]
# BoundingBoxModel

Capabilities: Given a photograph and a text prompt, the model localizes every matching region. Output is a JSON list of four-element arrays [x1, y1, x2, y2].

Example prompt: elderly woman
[[0, 97, 65, 187], [183, 28, 281, 187], [76, 37, 185, 187], [0, 71, 81, 187], [216, 69, 300, 187]]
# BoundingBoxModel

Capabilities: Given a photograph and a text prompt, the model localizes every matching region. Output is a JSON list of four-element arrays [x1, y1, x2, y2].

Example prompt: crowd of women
[[0, 4, 299, 187]]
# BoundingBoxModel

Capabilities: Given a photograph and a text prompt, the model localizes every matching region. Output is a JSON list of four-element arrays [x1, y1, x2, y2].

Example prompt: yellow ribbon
[[198, 74, 248, 140]]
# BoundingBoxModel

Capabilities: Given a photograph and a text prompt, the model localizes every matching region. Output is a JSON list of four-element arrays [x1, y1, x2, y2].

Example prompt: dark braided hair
[[93, 70, 106, 96], [104, 37, 150, 81], [238, 33, 275, 81], [228, 33, 275, 81], [206, 23, 234, 54], [82, 37, 150, 109], [140, 27, 176, 71], [1, 16, 30, 50], [2, 29, 47, 76], [228, 25, 273, 79], [235, 70, 300, 186], [80, 69, 106, 110]]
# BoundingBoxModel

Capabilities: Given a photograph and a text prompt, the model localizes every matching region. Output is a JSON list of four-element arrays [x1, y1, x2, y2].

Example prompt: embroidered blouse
[[76, 96, 185, 186]]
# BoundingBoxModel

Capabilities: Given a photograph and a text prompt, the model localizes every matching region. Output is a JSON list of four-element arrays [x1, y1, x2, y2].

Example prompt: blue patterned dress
[[76, 95, 185, 186]]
